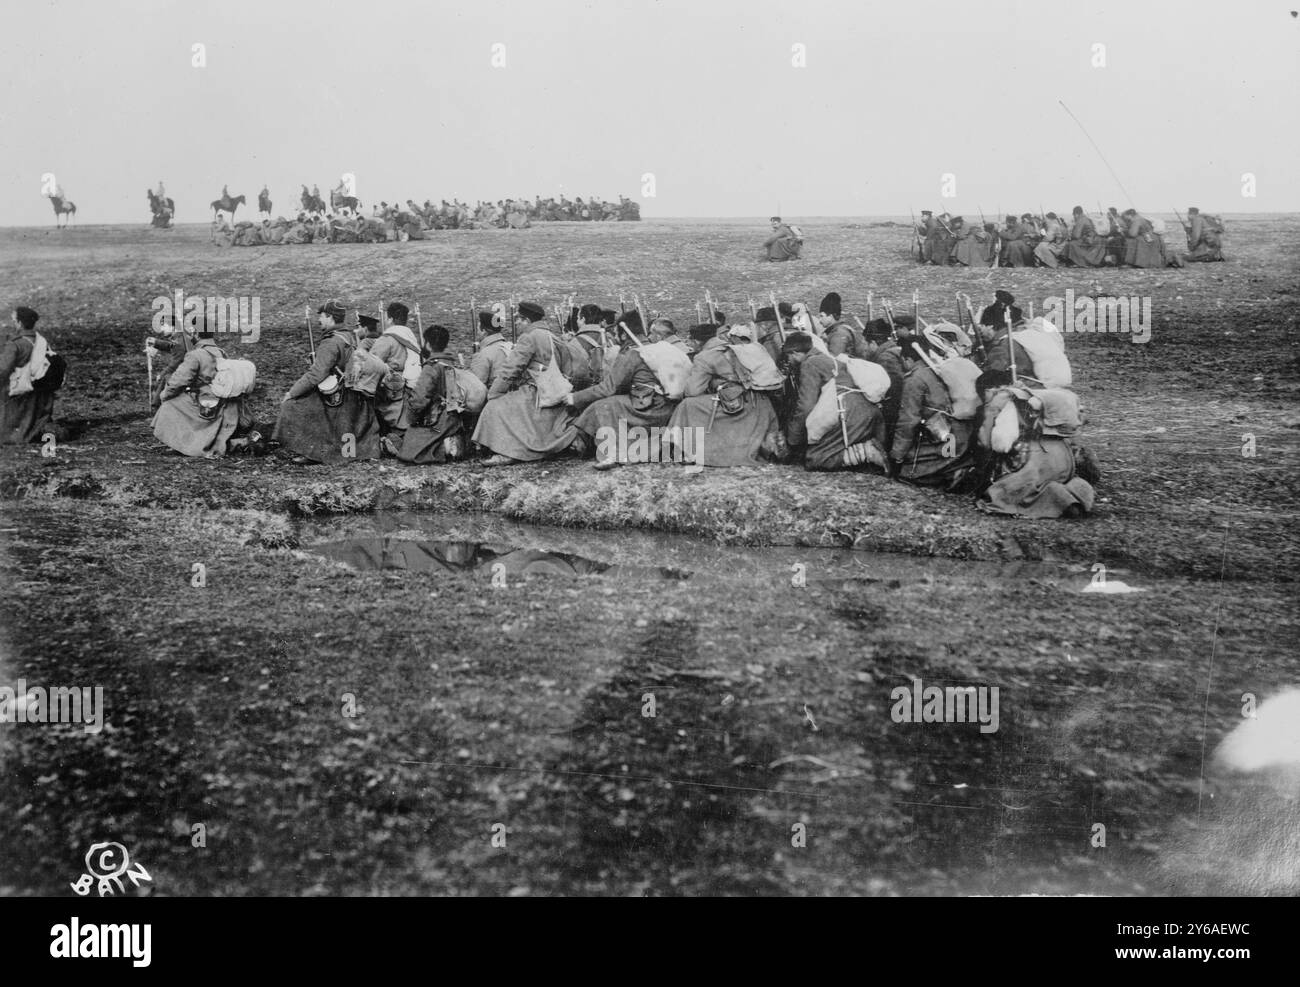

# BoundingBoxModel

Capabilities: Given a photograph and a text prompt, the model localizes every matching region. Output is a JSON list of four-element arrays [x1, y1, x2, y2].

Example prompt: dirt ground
[[1, 217, 1297, 895]]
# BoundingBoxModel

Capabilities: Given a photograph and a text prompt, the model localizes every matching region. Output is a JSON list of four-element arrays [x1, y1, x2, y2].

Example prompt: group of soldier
[[142, 287, 1098, 519], [914, 206, 1225, 269], [207, 189, 642, 245]]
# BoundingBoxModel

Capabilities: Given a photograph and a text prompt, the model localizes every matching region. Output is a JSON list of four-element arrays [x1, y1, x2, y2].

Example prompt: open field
[[1, 217, 1298, 895]]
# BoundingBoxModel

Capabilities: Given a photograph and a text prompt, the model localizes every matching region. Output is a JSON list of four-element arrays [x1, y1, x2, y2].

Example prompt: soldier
[[815, 292, 861, 358], [1, 307, 65, 445], [1183, 207, 1224, 262], [1061, 206, 1106, 267], [763, 216, 803, 261], [928, 213, 956, 265], [999, 215, 1034, 267], [566, 311, 679, 470], [973, 294, 1034, 379], [396, 325, 468, 464], [663, 323, 784, 468], [470, 310, 512, 391], [370, 302, 423, 451], [568, 304, 612, 383], [1033, 212, 1068, 268], [1103, 206, 1125, 259], [782, 333, 889, 472], [915, 210, 934, 262], [953, 219, 994, 266], [473, 301, 582, 465], [890, 337, 976, 489], [273, 300, 381, 464], [859, 319, 904, 443], [649, 316, 690, 355], [152, 325, 255, 458], [1121, 209, 1167, 268]]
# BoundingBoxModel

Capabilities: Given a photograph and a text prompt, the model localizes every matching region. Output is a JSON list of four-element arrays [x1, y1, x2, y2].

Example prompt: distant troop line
[[136, 180, 639, 233], [912, 205, 1225, 269]]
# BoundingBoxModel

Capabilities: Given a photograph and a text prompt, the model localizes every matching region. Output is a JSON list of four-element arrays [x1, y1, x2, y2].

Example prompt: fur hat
[[819, 292, 842, 319]]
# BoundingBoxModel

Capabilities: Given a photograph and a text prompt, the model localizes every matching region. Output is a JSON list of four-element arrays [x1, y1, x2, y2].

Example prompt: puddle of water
[[297, 510, 1093, 588], [312, 536, 691, 581]]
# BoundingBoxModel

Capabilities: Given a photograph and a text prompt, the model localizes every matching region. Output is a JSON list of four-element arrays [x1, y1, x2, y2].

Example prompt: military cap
[[517, 301, 546, 322], [318, 300, 347, 320]]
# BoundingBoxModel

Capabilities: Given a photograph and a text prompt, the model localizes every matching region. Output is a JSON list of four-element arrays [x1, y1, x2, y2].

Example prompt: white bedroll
[[634, 339, 692, 400]]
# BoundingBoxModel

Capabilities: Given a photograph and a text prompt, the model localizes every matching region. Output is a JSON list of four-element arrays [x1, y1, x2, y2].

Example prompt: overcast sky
[[1, 0, 1296, 225]]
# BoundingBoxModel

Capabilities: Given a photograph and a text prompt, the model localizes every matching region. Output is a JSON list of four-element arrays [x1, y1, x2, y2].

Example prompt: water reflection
[[312, 536, 692, 581]]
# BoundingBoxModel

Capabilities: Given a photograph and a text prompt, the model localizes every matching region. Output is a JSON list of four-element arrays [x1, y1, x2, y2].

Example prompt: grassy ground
[[1, 218, 1298, 895]]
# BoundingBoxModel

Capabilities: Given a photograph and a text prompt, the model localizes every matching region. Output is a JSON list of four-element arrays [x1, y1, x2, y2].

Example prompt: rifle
[[145, 337, 155, 410], [748, 296, 758, 320], [769, 291, 787, 343], [909, 206, 922, 260], [959, 292, 986, 363], [470, 296, 479, 354], [507, 295, 517, 343], [632, 292, 650, 334], [1173, 206, 1191, 245], [695, 301, 703, 325], [618, 291, 627, 316], [415, 303, 423, 348], [1005, 308, 1017, 385], [866, 291, 873, 321], [301, 305, 315, 362], [882, 302, 899, 343], [913, 289, 920, 333], [705, 290, 717, 324]]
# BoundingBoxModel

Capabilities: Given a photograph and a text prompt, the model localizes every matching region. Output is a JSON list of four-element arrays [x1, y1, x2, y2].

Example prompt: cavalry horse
[[48, 194, 76, 228], [210, 192, 246, 222], [300, 186, 326, 216], [147, 189, 175, 228], [258, 189, 273, 218], [330, 185, 361, 215]]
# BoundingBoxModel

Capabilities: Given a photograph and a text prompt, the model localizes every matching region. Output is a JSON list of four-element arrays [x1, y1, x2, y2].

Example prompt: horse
[[48, 194, 76, 228], [258, 190, 272, 217], [146, 190, 175, 228], [210, 193, 246, 222], [300, 187, 326, 216], [330, 188, 361, 215]]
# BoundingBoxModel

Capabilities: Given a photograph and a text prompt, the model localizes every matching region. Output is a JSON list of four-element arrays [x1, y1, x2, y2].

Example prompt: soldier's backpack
[[7, 332, 51, 396], [834, 354, 892, 404], [339, 334, 390, 396], [788, 224, 805, 240], [1013, 318, 1073, 389], [210, 357, 257, 398], [1202, 214, 1225, 234], [378, 330, 423, 399], [532, 332, 574, 408], [635, 340, 691, 400], [441, 364, 487, 415]]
